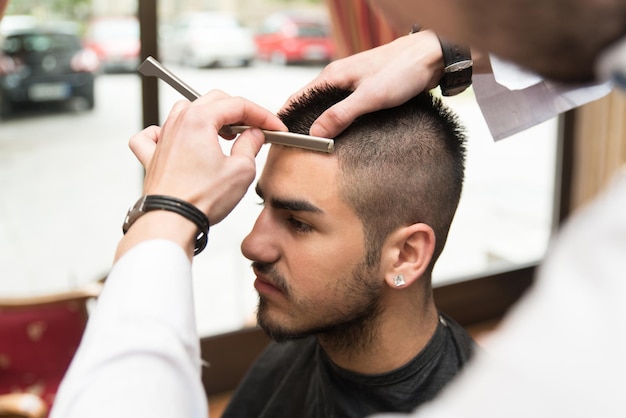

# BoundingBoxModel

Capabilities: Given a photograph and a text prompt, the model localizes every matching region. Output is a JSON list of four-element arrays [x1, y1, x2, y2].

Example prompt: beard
[[254, 258, 383, 354]]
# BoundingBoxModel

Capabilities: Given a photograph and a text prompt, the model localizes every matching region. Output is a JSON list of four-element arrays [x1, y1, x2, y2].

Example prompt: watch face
[[445, 60, 473, 73], [122, 196, 148, 234]]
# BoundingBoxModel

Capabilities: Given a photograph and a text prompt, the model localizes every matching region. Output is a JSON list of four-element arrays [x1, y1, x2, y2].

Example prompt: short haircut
[[278, 85, 466, 274]]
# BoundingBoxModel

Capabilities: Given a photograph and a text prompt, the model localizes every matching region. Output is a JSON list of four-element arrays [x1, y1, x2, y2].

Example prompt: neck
[[317, 289, 439, 375]]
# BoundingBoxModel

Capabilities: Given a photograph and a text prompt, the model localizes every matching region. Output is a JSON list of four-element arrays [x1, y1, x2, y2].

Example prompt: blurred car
[[0, 15, 37, 34], [255, 11, 335, 65], [159, 12, 255, 68], [0, 26, 98, 117], [84, 16, 140, 73]]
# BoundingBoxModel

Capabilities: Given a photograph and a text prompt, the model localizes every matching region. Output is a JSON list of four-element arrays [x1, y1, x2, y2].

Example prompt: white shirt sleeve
[[473, 55, 613, 141], [372, 167, 626, 418], [50, 239, 208, 418]]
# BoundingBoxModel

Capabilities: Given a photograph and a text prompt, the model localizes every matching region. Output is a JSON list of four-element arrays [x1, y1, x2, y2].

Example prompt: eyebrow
[[255, 184, 324, 214]]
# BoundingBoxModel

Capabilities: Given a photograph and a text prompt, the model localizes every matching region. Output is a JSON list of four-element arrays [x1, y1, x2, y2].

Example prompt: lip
[[253, 269, 283, 296]]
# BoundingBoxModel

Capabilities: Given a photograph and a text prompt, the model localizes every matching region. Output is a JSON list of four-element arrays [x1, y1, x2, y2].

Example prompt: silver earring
[[393, 274, 406, 287]]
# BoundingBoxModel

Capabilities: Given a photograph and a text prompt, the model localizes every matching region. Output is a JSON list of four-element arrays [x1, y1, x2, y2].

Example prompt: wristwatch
[[123, 195, 210, 255], [409, 25, 473, 96], [438, 38, 473, 96], [123, 195, 150, 235]]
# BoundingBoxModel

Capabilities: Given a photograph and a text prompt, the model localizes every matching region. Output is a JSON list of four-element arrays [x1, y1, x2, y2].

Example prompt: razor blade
[[138, 56, 334, 153]]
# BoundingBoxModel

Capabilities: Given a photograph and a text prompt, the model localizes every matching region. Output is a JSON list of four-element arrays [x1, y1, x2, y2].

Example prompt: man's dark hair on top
[[278, 85, 466, 280]]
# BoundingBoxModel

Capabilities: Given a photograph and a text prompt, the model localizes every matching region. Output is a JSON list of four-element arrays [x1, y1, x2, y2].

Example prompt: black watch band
[[123, 195, 210, 255], [438, 37, 473, 96]]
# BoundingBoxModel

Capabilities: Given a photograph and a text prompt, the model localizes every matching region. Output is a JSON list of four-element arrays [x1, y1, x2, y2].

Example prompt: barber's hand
[[132, 90, 285, 223], [116, 90, 286, 260], [285, 31, 444, 139]]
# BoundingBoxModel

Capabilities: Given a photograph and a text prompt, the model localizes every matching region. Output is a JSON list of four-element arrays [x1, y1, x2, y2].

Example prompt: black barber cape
[[222, 312, 476, 418]]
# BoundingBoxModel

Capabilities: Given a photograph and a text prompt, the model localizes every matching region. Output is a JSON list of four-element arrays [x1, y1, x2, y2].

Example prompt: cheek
[[284, 235, 366, 295]]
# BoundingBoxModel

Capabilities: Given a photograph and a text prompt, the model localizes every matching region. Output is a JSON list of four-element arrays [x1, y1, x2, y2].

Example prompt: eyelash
[[287, 216, 313, 233], [256, 201, 313, 234]]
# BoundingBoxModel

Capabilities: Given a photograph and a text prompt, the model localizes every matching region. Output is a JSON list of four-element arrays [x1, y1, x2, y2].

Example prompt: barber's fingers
[[168, 99, 190, 117], [195, 92, 287, 133], [128, 125, 161, 167], [230, 128, 266, 160], [309, 84, 389, 138], [308, 67, 438, 138], [168, 89, 233, 112], [163, 91, 286, 144], [134, 92, 283, 168], [282, 61, 359, 112]]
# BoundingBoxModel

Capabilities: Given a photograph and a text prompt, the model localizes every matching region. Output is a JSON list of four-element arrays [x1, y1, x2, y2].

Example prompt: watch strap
[[438, 37, 473, 96]]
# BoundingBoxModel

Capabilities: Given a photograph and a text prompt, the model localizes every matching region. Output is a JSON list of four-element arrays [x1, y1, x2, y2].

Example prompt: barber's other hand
[[285, 31, 444, 139]]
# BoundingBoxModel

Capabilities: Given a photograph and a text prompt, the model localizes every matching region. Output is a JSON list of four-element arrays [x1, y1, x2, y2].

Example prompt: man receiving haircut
[[222, 85, 475, 417]]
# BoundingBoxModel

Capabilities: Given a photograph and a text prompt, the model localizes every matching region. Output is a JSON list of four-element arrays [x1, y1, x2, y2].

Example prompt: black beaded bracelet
[[123, 195, 210, 255]]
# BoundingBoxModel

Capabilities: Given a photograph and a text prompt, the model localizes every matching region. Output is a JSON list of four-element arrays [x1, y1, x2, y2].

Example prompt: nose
[[241, 208, 280, 263]]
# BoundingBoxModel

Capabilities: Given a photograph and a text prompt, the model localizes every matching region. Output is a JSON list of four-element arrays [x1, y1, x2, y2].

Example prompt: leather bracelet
[[123, 195, 210, 255]]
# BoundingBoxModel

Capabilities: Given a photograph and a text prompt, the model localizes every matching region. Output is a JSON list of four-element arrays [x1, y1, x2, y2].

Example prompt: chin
[[256, 299, 311, 342], [257, 315, 308, 343]]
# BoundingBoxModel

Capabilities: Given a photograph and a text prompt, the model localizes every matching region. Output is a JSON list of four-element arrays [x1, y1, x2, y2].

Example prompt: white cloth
[[373, 167, 626, 417], [50, 240, 208, 418], [474, 56, 613, 141]]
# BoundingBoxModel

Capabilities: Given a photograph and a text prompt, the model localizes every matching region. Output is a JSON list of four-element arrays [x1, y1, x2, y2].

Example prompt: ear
[[381, 223, 435, 289]]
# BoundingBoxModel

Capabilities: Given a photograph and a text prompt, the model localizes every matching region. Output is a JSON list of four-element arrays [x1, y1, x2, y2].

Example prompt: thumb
[[309, 89, 379, 138], [230, 127, 266, 159]]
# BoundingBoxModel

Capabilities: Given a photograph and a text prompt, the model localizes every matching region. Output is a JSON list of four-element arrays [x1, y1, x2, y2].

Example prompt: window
[[0, 4, 561, 339], [435, 93, 558, 286]]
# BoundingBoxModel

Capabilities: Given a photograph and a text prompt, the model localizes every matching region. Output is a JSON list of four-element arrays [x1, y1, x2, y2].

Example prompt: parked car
[[255, 11, 335, 65], [0, 26, 98, 117], [160, 12, 255, 68], [84, 16, 140, 73]]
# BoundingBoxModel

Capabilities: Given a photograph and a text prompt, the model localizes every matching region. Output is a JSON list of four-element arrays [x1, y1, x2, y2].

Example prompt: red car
[[255, 12, 334, 65], [84, 17, 140, 73]]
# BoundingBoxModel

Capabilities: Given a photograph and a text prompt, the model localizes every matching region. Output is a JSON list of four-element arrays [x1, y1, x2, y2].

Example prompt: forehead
[[259, 145, 341, 203]]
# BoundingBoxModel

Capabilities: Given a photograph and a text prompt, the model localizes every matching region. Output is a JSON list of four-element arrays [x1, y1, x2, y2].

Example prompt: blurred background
[[0, 0, 558, 337]]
